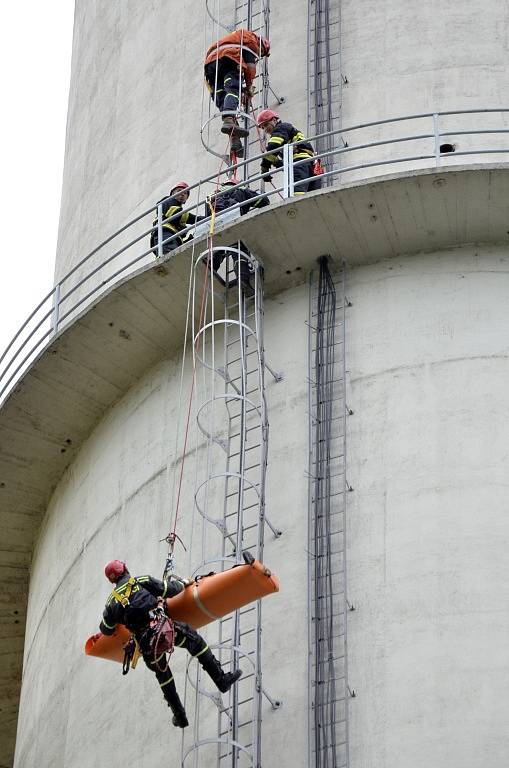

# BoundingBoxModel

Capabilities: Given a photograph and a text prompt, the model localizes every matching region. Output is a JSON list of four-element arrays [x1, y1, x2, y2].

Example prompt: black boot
[[199, 648, 243, 694], [162, 679, 189, 728], [169, 698, 189, 729]]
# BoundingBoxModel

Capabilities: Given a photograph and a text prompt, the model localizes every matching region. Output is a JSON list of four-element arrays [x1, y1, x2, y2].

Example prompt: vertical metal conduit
[[308, 0, 343, 183], [308, 257, 349, 767]]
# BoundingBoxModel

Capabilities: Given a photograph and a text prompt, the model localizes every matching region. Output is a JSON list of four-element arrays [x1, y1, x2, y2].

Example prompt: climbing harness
[[111, 576, 136, 608], [122, 635, 141, 675]]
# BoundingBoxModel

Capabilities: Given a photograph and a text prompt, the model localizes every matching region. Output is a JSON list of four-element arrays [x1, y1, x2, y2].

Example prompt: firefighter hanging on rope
[[92, 560, 242, 728], [204, 29, 270, 157]]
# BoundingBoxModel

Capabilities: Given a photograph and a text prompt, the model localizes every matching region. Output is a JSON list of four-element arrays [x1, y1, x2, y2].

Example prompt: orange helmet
[[104, 560, 127, 583], [257, 109, 279, 127]]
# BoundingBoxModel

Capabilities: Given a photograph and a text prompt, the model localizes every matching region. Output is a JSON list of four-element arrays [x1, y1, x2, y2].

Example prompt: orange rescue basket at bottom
[[85, 558, 279, 665]]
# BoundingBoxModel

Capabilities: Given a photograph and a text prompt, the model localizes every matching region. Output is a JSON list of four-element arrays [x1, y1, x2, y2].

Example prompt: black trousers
[[150, 227, 188, 256], [293, 159, 322, 195], [205, 58, 242, 115], [141, 621, 208, 705], [211, 241, 253, 284]]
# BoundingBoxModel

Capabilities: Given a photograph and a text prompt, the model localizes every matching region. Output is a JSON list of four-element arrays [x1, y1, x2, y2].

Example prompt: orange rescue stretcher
[[85, 558, 279, 664]]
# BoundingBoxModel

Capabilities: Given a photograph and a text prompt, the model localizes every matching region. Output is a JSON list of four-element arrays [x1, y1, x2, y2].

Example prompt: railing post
[[52, 283, 61, 336], [282, 143, 294, 198], [433, 113, 441, 166], [157, 202, 163, 259]]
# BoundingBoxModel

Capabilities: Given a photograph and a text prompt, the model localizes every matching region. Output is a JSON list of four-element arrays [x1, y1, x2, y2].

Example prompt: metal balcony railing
[[1, 108, 508, 405]]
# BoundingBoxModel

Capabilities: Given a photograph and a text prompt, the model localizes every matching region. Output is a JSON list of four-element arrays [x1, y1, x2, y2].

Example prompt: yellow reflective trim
[[155, 651, 166, 663], [160, 676, 174, 688], [137, 576, 149, 582], [294, 191, 306, 196], [268, 136, 284, 145], [194, 644, 209, 658], [181, 211, 190, 225], [293, 151, 314, 159], [293, 131, 305, 141], [176, 637, 187, 647], [102, 618, 115, 629], [162, 579, 168, 598], [265, 154, 278, 163]]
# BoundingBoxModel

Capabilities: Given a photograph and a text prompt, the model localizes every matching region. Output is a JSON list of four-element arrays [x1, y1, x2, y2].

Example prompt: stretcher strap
[[192, 585, 221, 621]]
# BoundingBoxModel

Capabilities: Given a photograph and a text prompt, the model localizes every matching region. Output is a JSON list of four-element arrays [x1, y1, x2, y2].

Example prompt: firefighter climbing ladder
[[201, 0, 271, 178], [183, 244, 281, 767], [308, 258, 350, 767]]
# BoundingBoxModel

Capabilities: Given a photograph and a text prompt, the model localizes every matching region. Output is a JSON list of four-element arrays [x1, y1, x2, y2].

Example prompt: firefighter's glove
[[170, 573, 192, 589], [261, 170, 273, 183]]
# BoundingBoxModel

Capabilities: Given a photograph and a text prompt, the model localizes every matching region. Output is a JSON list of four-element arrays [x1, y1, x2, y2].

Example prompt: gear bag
[[313, 158, 324, 176]]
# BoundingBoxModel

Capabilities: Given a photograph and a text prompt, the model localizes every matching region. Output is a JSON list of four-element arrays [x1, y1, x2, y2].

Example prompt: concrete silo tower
[[1, 1, 509, 767]]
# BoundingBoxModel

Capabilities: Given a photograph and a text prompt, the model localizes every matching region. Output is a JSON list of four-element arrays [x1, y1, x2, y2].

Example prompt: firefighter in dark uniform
[[150, 181, 202, 255], [257, 110, 322, 195], [95, 560, 242, 728], [207, 180, 269, 293]]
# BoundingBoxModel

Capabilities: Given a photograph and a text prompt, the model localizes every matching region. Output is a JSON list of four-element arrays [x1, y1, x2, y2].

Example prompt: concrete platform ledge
[[1, 162, 508, 759]]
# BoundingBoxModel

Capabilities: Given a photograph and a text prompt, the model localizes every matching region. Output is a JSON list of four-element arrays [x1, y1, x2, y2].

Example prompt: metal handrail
[[1, 108, 508, 404]]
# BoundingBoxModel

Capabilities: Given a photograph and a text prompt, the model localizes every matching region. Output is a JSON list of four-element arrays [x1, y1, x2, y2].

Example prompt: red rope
[[171, 134, 233, 537]]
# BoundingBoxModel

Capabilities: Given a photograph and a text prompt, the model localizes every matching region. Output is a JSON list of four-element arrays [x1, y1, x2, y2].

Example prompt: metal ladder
[[203, 0, 271, 175], [183, 243, 281, 768], [307, 257, 350, 768], [307, 0, 344, 183]]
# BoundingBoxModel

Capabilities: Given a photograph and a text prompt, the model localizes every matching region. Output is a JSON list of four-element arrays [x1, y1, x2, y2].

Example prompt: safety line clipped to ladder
[[168, 131, 234, 558]]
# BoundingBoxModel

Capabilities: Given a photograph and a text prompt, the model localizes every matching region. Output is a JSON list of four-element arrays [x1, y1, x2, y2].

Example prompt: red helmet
[[104, 560, 127, 583], [171, 181, 190, 195], [260, 37, 270, 56], [257, 109, 279, 127]]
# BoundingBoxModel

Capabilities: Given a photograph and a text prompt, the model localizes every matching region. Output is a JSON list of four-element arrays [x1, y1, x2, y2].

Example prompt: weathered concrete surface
[[345, 249, 509, 767], [55, 0, 309, 285], [13, 281, 309, 768], [2, 163, 509, 765], [5, 0, 509, 762], [12, 245, 509, 768]]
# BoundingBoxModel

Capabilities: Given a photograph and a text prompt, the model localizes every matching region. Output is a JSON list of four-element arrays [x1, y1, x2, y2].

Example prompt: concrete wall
[[54, 0, 309, 288], [346, 246, 509, 768], [15, 1, 509, 766], [55, 0, 509, 293], [14, 282, 310, 768], [16, 245, 509, 767]]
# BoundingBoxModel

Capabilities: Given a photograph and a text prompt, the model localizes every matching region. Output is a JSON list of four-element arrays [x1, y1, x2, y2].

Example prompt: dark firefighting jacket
[[261, 121, 315, 171], [99, 574, 183, 636], [153, 195, 201, 236]]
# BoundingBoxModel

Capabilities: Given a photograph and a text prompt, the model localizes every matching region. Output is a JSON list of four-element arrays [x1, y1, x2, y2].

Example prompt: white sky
[[0, 2, 74, 357]]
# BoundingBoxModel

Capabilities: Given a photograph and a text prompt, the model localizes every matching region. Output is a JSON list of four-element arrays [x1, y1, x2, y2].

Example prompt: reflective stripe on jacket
[[152, 195, 199, 234], [99, 574, 182, 635], [261, 122, 315, 170]]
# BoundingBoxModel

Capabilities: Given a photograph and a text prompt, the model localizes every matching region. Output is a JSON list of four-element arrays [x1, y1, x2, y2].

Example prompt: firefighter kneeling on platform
[[207, 180, 269, 295], [150, 181, 203, 255], [257, 110, 323, 195], [93, 560, 242, 728]]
